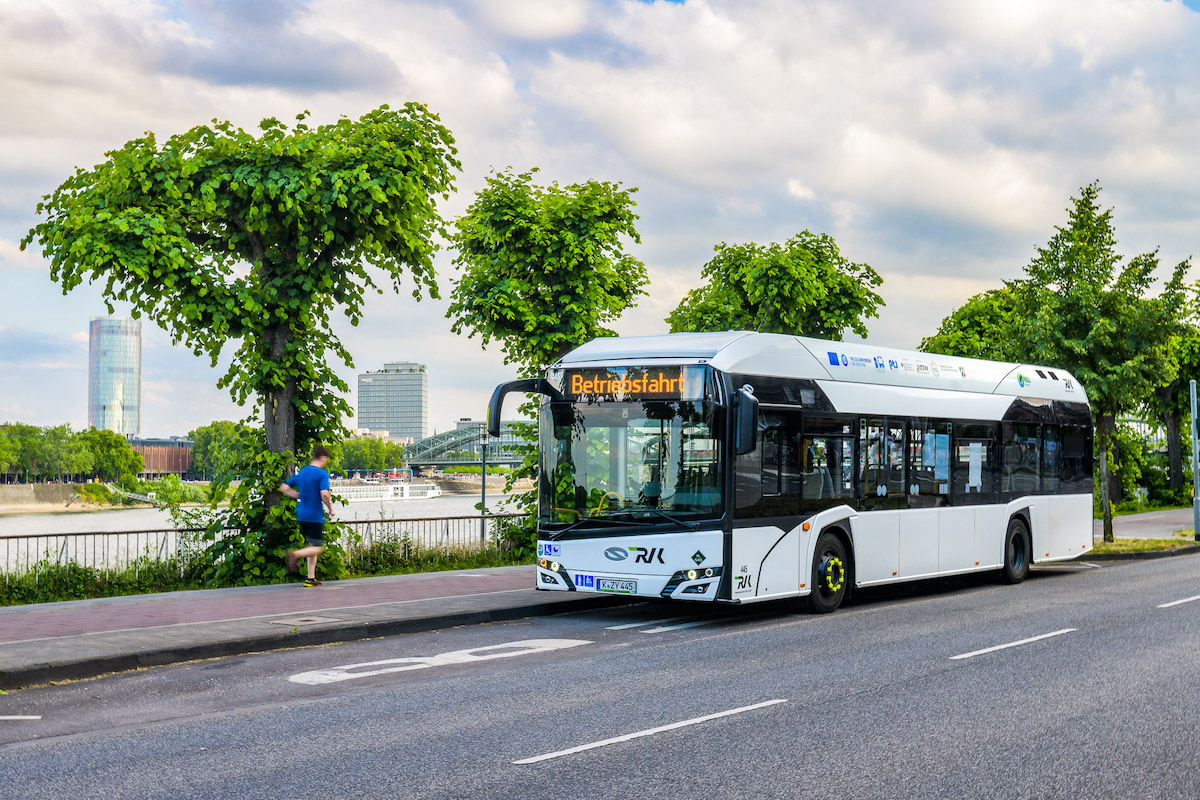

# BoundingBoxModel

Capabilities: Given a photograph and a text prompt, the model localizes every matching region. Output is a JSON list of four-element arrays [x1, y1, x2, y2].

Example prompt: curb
[[1081, 544, 1200, 562], [0, 594, 637, 691]]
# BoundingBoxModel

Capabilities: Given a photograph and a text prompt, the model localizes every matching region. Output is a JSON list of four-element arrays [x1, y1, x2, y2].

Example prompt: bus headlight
[[687, 569, 698, 581]]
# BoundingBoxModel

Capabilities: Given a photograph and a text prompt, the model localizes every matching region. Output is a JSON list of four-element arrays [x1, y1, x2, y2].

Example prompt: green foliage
[[1010, 182, 1192, 541], [919, 286, 1026, 361], [24, 104, 461, 583], [77, 427, 143, 481], [74, 482, 115, 505], [188, 420, 254, 479], [666, 232, 883, 339], [337, 436, 406, 472], [1, 557, 193, 606], [448, 168, 648, 371], [447, 168, 649, 543], [0, 429, 16, 474]]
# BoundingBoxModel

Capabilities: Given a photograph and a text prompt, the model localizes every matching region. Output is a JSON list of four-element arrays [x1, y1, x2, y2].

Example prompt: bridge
[[405, 421, 532, 469]]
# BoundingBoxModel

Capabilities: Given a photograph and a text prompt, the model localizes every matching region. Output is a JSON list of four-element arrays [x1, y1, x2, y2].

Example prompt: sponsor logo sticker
[[827, 351, 840, 366]]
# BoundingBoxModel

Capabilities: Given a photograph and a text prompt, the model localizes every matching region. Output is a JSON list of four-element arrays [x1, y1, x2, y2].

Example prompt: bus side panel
[[730, 524, 803, 601], [1046, 493, 1093, 560], [974, 505, 1008, 569], [851, 511, 899, 585], [1030, 499, 1052, 560], [898, 509, 939, 579], [939, 507, 975, 574]]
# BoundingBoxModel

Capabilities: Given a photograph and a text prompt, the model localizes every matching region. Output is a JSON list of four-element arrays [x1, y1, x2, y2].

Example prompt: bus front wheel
[[1000, 517, 1031, 584], [809, 531, 849, 614]]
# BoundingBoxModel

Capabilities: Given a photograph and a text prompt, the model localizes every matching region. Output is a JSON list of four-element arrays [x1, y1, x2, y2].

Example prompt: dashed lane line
[[640, 619, 728, 634], [0, 716, 41, 721], [513, 699, 788, 764], [604, 617, 690, 630], [1158, 594, 1200, 609], [950, 628, 1077, 660]]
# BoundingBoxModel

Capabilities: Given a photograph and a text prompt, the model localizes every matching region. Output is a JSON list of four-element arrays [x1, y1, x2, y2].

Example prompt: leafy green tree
[[339, 436, 405, 472], [188, 420, 253, 479], [919, 286, 1027, 361], [1010, 183, 1191, 542], [448, 169, 647, 372], [37, 424, 94, 481], [24, 104, 460, 584], [666, 232, 883, 339], [78, 427, 144, 482], [447, 169, 648, 537], [1142, 323, 1200, 495], [0, 429, 16, 477]]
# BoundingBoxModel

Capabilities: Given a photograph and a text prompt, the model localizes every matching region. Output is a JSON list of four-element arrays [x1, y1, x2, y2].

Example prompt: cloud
[[468, 0, 591, 39]]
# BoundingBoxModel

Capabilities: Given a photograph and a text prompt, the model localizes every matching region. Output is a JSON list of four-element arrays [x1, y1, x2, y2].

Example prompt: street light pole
[[480, 425, 489, 543], [1191, 380, 1199, 542]]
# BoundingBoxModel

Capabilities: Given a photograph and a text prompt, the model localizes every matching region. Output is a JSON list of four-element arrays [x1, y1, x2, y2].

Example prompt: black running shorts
[[299, 520, 325, 547]]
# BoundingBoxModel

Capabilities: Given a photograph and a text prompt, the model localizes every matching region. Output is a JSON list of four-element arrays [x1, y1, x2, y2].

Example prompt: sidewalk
[[0, 565, 634, 691]]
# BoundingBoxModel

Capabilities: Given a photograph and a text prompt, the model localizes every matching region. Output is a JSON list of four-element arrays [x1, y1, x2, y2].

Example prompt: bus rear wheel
[[1000, 517, 1031, 584], [809, 531, 849, 613]]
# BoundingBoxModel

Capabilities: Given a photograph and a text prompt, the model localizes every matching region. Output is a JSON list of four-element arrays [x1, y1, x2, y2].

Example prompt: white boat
[[331, 481, 443, 503]]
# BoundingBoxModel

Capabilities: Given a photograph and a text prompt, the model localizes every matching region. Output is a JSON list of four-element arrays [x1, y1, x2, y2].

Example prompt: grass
[[1090, 530, 1198, 555]]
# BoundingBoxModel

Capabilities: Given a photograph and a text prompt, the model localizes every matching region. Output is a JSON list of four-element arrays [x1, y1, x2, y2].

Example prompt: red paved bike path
[[0, 566, 536, 645]]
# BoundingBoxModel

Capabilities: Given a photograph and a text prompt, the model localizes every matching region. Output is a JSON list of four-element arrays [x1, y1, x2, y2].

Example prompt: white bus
[[488, 331, 1093, 613]]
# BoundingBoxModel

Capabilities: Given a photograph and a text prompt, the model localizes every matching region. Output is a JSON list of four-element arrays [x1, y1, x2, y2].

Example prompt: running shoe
[[303, 578, 322, 588]]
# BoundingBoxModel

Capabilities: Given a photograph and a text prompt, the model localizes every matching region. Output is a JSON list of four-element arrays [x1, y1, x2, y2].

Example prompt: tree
[[1010, 183, 1191, 542], [78, 427, 144, 482], [0, 429, 16, 477], [447, 169, 648, 538], [339, 436, 405, 472], [919, 286, 1027, 361], [666, 232, 883, 339], [1141, 320, 1200, 494], [188, 420, 253, 479], [447, 169, 647, 373], [24, 103, 460, 584], [39, 424, 94, 481]]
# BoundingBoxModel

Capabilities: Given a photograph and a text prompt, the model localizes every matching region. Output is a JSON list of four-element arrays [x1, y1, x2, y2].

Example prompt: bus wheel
[[1000, 517, 1031, 584], [809, 531, 849, 613]]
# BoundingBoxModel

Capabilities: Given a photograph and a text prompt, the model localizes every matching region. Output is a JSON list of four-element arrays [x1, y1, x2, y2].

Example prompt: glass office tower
[[357, 362, 428, 443], [88, 316, 141, 436]]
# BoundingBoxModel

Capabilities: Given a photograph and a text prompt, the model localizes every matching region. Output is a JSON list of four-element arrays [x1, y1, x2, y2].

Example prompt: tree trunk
[[1165, 411, 1183, 492], [1098, 415, 1115, 543], [263, 323, 297, 456]]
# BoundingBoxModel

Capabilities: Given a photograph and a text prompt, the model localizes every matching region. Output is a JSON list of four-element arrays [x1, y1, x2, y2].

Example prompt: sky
[[2, 0, 1200, 439]]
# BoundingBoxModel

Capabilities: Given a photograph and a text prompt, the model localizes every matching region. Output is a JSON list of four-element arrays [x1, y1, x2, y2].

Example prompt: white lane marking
[[950, 628, 1077, 660], [513, 699, 788, 764], [288, 638, 591, 685], [1158, 594, 1200, 608], [0, 716, 41, 720], [641, 619, 725, 634], [605, 617, 689, 630]]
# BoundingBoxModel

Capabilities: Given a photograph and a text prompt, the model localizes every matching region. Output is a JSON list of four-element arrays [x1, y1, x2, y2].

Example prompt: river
[[0, 491, 521, 537]]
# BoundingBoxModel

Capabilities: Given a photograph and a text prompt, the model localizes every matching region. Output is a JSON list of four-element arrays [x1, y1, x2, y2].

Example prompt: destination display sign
[[563, 366, 705, 402]]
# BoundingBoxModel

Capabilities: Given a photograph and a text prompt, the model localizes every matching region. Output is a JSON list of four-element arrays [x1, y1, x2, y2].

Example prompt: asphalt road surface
[[2, 556, 1199, 799]]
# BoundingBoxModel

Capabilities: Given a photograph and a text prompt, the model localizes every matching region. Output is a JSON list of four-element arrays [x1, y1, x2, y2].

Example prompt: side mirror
[[735, 386, 759, 456]]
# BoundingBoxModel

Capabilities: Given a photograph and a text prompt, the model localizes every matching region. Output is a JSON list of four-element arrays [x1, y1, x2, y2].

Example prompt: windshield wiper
[[613, 508, 700, 530], [545, 514, 657, 540]]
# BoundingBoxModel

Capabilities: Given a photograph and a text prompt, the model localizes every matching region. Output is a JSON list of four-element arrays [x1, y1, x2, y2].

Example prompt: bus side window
[[953, 422, 998, 504], [1042, 424, 1061, 492], [907, 418, 950, 508], [800, 415, 855, 513], [736, 409, 801, 519], [1060, 424, 1093, 494]]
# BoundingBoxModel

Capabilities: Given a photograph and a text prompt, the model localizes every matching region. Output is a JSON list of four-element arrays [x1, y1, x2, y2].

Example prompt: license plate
[[597, 578, 636, 594]]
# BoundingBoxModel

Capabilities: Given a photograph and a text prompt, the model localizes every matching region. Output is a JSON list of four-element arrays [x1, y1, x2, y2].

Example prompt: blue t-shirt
[[286, 465, 330, 523]]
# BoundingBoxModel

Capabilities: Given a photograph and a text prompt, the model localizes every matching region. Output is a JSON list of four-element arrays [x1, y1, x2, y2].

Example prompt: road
[[2, 556, 1199, 799]]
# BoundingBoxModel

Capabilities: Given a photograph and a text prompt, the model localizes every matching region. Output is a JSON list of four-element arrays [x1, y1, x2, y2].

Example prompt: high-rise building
[[88, 316, 141, 436], [356, 361, 428, 444]]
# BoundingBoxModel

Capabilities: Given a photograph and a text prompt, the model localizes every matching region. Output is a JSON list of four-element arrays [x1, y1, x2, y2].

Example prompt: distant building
[[88, 316, 141, 436], [130, 437, 193, 476], [357, 362, 428, 444]]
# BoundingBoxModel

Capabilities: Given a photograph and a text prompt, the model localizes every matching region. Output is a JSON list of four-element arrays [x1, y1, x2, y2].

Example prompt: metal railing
[[0, 514, 529, 584]]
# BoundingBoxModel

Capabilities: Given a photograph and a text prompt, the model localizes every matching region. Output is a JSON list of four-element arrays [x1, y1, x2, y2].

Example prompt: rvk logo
[[632, 547, 665, 564]]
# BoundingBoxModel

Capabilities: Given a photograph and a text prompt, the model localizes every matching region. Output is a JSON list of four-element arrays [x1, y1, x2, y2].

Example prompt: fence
[[0, 514, 529, 584]]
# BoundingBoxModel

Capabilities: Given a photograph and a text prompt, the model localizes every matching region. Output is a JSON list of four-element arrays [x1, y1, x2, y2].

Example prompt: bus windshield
[[539, 399, 725, 528]]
